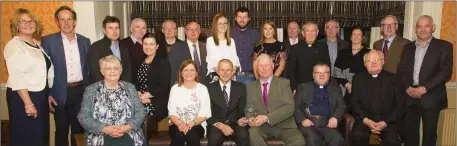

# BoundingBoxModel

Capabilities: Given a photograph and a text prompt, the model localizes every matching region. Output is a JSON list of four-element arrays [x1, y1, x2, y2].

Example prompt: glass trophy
[[245, 103, 258, 123]]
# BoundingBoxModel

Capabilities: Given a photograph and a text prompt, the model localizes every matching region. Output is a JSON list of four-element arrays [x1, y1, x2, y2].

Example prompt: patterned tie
[[262, 83, 268, 109], [223, 85, 229, 107], [192, 44, 201, 69], [382, 40, 389, 61]]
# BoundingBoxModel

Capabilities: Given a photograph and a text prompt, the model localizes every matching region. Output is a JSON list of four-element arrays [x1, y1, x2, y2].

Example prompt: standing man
[[161, 19, 182, 54], [373, 15, 410, 74], [41, 6, 91, 146], [206, 59, 249, 146], [87, 16, 131, 83], [288, 21, 330, 92], [318, 19, 350, 76], [398, 15, 453, 146], [247, 54, 305, 146], [120, 18, 147, 88], [168, 22, 208, 86], [352, 50, 405, 146], [294, 63, 346, 146], [231, 6, 261, 85], [284, 21, 301, 54]]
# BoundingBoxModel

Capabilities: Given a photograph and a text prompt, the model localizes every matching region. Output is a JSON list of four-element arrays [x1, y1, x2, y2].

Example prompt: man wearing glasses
[[351, 50, 405, 146], [161, 19, 182, 54], [373, 15, 410, 74], [318, 20, 350, 77]]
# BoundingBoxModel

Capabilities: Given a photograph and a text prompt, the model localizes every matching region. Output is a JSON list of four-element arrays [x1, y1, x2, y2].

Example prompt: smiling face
[[351, 29, 363, 44], [303, 23, 318, 43], [287, 22, 299, 39], [217, 17, 228, 34], [103, 22, 120, 41], [56, 10, 76, 35], [181, 63, 198, 82], [364, 51, 385, 74], [235, 12, 249, 29], [17, 14, 36, 36], [325, 20, 339, 39], [263, 23, 275, 39], [101, 61, 122, 82], [313, 65, 330, 86], [415, 17, 435, 41], [162, 21, 177, 39], [131, 20, 147, 41], [217, 60, 234, 83], [381, 16, 397, 38], [185, 22, 201, 43], [142, 37, 158, 56]]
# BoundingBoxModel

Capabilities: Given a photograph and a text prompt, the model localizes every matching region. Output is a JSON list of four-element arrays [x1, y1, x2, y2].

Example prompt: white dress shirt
[[206, 37, 241, 74], [4, 37, 54, 91], [186, 39, 201, 61], [289, 38, 298, 45], [62, 33, 83, 83]]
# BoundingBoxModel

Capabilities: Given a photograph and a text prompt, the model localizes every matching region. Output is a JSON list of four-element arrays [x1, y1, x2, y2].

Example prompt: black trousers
[[207, 123, 249, 146], [352, 121, 399, 146], [169, 124, 204, 146], [7, 87, 49, 146], [54, 85, 84, 146], [404, 104, 442, 146], [298, 118, 344, 146]]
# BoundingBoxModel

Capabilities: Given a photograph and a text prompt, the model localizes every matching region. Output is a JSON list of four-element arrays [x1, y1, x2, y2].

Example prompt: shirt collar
[[111, 40, 119, 47], [327, 38, 337, 43], [61, 32, 77, 41], [166, 38, 176, 45], [130, 35, 139, 44], [186, 39, 198, 47], [415, 37, 433, 47], [313, 82, 327, 89], [260, 76, 273, 85], [385, 34, 396, 42], [219, 80, 232, 88]]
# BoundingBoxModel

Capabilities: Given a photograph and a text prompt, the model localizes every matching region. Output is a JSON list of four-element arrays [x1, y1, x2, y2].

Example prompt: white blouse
[[205, 37, 241, 74], [168, 83, 212, 133]]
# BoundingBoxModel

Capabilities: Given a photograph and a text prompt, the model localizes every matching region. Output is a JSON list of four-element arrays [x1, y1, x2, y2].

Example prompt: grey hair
[[324, 19, 340, 30], [363, 49, 384, 62], [130, 18, 146, 28], [256, 53, 274, 65], [99, 55, 123, 70], [217, 59, 234, 71], [380, 15, 399, 29], [301, 21, 319, 33], [417, 15, 434, 25], [162, 19, 177, 29]]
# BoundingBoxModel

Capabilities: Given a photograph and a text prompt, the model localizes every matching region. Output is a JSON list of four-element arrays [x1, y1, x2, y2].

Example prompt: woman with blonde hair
[[4, 8, 53, 146]]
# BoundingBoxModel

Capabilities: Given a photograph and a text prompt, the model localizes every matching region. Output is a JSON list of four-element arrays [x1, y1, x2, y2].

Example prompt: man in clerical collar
[[351, 50, 405, 146], [294, 63, 346, 146]]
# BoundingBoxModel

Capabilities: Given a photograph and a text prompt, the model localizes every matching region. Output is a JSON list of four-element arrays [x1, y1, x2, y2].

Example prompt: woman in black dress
[[334, 27, 369, 111], [252, 20, 286, 79], [136, 33, 171, 136]]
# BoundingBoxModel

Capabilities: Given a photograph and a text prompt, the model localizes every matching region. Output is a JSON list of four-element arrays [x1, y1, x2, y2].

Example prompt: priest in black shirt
[[351, 50, 405, 146]]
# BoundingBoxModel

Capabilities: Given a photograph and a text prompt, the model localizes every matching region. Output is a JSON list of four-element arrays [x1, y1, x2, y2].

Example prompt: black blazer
[[397, 38, 453, 109], [351, 70, 405, 124], [87, 36, 132, 83], [293, 80, 346, 124], [138, 55, 171, 120], [168, 40, 208, 86], [206, 81, 246, 126], [287, 40, 331, 91]]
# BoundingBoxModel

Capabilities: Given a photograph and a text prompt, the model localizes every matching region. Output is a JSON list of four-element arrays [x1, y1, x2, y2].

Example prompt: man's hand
[[363, 118, 378, 130], [215, 122, 234, 136], [415, 86, 427, 98], [48, 96, 57, 113], [406, 87, 418, 98], [327, 117, 338, 128], [293, 90, 297, 95], [249, 115, 268, 127], [373, 121, 387, 132], [301, 119, 314, 127], [237, 117, 248, 127]]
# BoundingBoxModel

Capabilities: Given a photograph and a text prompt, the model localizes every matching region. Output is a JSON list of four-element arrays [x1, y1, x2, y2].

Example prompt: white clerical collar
[[319, 85, 324, 88], [372, 74, 378, 78]]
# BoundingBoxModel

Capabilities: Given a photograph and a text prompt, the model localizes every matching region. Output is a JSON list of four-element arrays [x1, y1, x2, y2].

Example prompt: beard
[[236, 22, 249, 29]]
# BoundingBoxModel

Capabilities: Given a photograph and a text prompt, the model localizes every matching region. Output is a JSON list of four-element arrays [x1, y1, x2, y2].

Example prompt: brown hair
[[211, 14, 231, 46], [177, 59, 200, 86], [257, 20, 277, 46], [10, 8, 42, 37]]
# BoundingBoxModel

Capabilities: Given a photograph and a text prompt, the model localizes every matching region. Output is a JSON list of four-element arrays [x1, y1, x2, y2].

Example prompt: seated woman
[[168, 59, 211, 146], [78, 55, 146, 146]]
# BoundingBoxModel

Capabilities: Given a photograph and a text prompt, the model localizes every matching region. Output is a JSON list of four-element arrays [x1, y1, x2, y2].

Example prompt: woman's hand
[[25, 104, 37, 118], [102, 126, 122, 138], [345, 83, 352, 94], [139, 93, 152, 104], [177, 123, 189, 135]]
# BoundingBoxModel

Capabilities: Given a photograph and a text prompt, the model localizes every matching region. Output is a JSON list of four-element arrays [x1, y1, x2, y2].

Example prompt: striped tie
[[223, 85, 229, 106]]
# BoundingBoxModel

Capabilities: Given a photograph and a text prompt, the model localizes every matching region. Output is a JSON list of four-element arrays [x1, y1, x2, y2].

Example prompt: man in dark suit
[[87, 16, 131, 83], [398, 15, 453, 146], [41, 6, 90, 146], [318, 19, 350, 77], [282, 21, 301, 78], [288, 21, 331, 92], [247, 54, 305, 146], [352, 50, 405, 146], [206, 59, 249, 146], [294, 63, 346, 146], [161, 19, 183, 54], [373, 15, 410, 74], [119, 18, 147, 89], [168, 22, 208, 86]]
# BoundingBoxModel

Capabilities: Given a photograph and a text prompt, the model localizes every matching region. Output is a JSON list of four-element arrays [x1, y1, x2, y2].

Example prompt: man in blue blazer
[[41, 6, 90, 146]]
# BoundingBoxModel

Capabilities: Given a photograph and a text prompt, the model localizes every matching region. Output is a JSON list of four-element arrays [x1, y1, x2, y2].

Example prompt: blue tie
[[192, 44, 201, 69]]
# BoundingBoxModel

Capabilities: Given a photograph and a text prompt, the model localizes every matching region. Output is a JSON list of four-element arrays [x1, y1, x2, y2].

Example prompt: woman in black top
[[252, 20, 286, 79], [136, 33, 171, 122], [334, 27, 369, 109]]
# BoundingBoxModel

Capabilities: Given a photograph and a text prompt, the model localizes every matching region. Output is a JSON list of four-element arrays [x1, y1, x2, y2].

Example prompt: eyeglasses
[[313, 71, 330, 75], [102, 67, 121, 71], [364, 58, 383, 63], [19, 20, 35, 25], [381, 23, 397, 28], [186, 28, 200, 32], [325, 26, 339, 29]]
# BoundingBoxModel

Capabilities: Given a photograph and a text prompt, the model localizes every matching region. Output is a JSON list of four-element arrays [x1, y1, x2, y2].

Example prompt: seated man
[[294, 63, 346, 146], [206, 59, 249, 146], [246, 54, 305, 146], [351, 50, 405, 146]]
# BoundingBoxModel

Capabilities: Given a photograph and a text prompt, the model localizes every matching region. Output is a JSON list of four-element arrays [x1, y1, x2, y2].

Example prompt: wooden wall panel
[[440, 1, 456, 82]]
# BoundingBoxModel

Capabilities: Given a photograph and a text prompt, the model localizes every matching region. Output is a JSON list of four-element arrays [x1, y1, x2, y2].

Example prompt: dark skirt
[[6, 87, 49, 146]]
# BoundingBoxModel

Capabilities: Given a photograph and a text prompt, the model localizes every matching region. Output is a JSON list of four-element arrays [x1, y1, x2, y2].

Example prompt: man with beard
[[230, 6, 260, 85]]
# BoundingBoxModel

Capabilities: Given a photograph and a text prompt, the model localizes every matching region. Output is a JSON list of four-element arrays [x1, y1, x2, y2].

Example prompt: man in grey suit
[[168, 22, 208, 86], [246, 54, 305, 146], [294, 63, 346, 146]]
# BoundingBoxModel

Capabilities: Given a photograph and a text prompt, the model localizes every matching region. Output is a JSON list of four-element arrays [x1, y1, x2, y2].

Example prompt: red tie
[[383, 40, 389, 61], [262, 83, 268, 109]]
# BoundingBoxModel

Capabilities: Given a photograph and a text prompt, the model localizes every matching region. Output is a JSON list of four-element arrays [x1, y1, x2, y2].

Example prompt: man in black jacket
[[206, 59, 249, 146], [87, 16, 131, 83]]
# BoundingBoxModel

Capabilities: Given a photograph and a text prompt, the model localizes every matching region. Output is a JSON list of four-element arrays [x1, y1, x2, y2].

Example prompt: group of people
[[4, 5, 452, 146]]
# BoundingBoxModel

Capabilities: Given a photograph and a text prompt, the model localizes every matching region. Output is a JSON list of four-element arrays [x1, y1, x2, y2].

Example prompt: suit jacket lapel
[[255, 80, 268, 113], [216, 83, 229, 111], [76, 35, 87, 73], [198, 42, 207, 65], [56, 33, 68, 74], [228, 83, 239, 110], [419, 38, 435, 82], [328, 85, 337, 114]]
